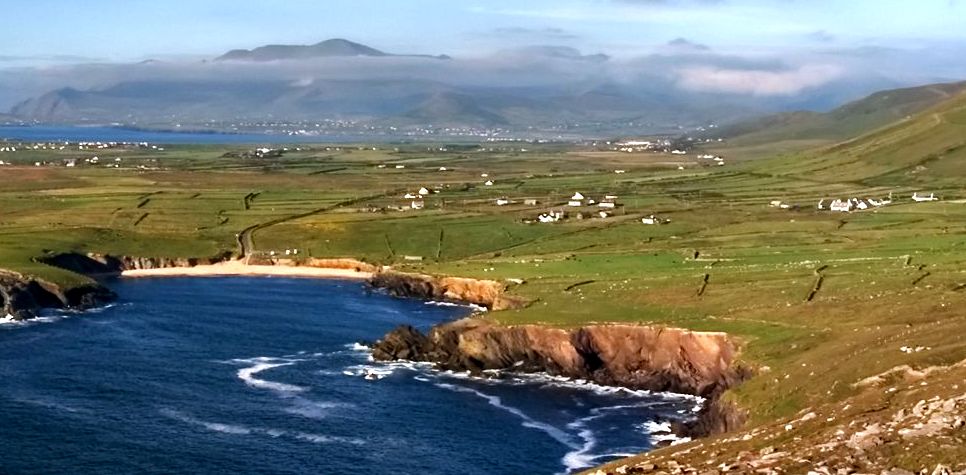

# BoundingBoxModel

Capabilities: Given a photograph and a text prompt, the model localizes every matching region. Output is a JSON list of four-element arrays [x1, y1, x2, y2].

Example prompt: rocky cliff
[[37, 252, 235, 275], [368, 272, 530, 310], [0, 271, 115, 320], [373, 319, 748, 398]]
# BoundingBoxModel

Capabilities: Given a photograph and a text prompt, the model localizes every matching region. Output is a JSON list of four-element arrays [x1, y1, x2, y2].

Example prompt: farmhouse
[[642, 215, 670, 225], [484, 180, 494, 186], [912, 192, 939, 202], [410, 200, 425, 210], [829, 199, 853, 212], [496, 198, 511, 206]]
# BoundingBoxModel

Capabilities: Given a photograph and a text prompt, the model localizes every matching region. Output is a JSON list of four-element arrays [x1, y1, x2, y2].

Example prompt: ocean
[[0, 277, 696, 474], [0, 125, 371, 145]]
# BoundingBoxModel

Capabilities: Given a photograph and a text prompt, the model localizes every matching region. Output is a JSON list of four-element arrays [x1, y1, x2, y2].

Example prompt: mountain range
[[2, 39, 925, 135]]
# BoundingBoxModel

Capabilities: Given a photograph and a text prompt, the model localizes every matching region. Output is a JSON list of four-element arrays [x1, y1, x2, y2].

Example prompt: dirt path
[[237, 190, 399, 259]]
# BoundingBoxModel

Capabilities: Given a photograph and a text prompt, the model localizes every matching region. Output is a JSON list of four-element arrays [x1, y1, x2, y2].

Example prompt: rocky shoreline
[[9, 251, 750, 441], [0, 270, 115, 321], [371, 318, 752, 438]]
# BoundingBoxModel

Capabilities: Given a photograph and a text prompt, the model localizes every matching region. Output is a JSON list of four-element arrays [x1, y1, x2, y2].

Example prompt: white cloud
[[674, 63, 844, 95]]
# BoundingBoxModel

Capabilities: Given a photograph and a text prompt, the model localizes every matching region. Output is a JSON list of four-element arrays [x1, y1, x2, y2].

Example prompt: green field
[[3, 88, 966, 471]]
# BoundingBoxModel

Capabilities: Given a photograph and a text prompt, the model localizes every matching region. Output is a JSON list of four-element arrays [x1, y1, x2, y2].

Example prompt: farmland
[[2, 88, 966, 472]]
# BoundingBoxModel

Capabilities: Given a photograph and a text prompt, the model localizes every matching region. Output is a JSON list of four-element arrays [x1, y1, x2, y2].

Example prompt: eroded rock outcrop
[[369, 272, 529, 310], [373, 318, 746, 398], [0, 271, 115, 320]]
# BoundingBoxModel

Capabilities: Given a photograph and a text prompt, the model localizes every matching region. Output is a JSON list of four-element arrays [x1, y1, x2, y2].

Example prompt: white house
[[418, 187, 430, 196], [642, 215, 658, 225], [395, 165, 406, 169], [410, 200, 425, 210], [571, 192, 585, 201], [598, 211, 611, 219], [912, 192, 939, 202], [598, 202, 616, 209], [614, 170, 626, 174], [671, 150, 687, 155], [568, 200, 583, 207], [537, 210, 565, 223], [829, 199, 853, 212], [484, 180, 494, 186], [524, 199, 538, 206], [496, 198, 511, 206], [404, 193, 419, 199]]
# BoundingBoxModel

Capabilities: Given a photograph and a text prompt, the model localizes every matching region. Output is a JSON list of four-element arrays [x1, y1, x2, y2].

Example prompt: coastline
[[120, 259, 374, 280]]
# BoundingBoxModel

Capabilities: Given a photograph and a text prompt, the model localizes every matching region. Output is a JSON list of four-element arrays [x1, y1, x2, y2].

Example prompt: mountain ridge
[[215, 38, 449, 62]]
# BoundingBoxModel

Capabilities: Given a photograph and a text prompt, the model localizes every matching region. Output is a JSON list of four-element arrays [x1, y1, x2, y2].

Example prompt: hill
[[8, 79, 765, 133], [742, 82, 966, 185], [215, 38, 448, 62], [713, 81, 966, 152]]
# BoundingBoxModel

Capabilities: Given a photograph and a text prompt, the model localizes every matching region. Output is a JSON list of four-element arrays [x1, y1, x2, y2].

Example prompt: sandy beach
[[121, 260, 374, 280]]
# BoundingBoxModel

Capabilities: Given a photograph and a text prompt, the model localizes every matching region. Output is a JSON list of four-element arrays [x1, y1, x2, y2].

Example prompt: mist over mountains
[[0, 38, 924, 135]]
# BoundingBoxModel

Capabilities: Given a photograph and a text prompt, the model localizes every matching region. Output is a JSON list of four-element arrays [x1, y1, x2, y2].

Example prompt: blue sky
[[1, 0, 965, 110], [2, 0, 965, 61]]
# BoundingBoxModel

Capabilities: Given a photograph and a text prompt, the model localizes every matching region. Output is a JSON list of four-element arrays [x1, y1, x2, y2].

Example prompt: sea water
[[0, 277, 697, 474]]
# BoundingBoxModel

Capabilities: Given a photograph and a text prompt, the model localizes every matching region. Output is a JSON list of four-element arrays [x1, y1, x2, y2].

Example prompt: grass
[[3, 90, 966, 469]]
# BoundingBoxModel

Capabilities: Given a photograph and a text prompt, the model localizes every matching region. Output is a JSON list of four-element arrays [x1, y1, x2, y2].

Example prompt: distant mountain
[[714, 81, 966, 148], [215, 39, 448, 62], [402, 92, 510, 126], [10, 77, 771, 132]]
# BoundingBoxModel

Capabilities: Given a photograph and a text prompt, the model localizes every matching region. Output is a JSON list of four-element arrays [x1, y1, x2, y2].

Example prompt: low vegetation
[[2, 88, 966, 471]]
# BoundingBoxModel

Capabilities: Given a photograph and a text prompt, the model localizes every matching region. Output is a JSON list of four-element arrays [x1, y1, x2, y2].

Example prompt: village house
[[598, 211, 611, 219], [537, 210, 565, 223], [642, 215, 670, 225], [410, 200, 425, 210], [829, 199, 853, 212], [568, 192, 585, 207], [418, 187, 430, 196], [912, 192, 939, 202], [484, 180, 494, 186], [495, 198, 511, 206], [524, 199, 538, 206], [598, 201, 616, 209]]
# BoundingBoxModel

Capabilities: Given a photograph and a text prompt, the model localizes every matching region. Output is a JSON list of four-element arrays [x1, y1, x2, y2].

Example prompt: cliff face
[[37, 252, 234, 275], [373, 319, 750, 436], [0, 271, 115, 320], [368, 272, 529, 310], [372, 318, 746, 398]]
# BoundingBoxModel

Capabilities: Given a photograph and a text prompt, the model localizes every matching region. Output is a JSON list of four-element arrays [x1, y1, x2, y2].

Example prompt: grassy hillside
[[709, 81, 966, 158], [2, 89, 966, 472]]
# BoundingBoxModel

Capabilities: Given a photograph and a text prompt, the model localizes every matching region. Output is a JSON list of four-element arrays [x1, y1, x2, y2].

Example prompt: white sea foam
[[236, 362, 307, 393], [284, 398, 354, 420], [1, 304, 123, 329], [161, 409, 252, 435], [346, 342, 370, 352], [434, 382, 576, 449], [161, 409, 365, 445], [639, 420, 692, 446]]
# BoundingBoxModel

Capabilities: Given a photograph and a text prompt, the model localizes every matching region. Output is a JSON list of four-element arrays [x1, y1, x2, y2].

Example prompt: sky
[[2, 0, 964, 61], [1, 0, 965, 111]]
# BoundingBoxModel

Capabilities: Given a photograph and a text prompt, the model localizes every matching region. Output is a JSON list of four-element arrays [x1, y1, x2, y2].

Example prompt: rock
[[1, 271, 115, 320]]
